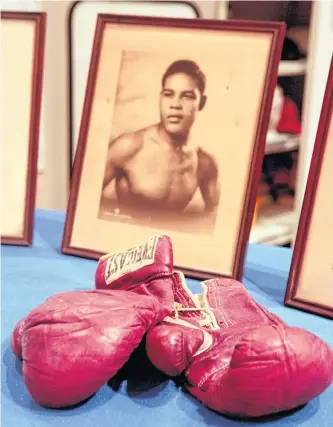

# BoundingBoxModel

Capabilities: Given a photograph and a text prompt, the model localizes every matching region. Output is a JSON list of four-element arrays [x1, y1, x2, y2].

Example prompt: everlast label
[[104, 236, 159, 284]]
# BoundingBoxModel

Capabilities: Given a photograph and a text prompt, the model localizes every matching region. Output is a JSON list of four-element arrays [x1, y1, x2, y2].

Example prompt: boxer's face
[[160, 72, 201, 139]]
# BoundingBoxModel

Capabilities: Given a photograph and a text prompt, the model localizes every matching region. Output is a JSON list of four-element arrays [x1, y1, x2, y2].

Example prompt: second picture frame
[[285, 56, 333, 319]]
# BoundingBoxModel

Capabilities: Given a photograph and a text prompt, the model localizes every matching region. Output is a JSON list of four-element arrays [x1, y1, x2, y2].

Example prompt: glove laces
[[172, 302, 220, 330]]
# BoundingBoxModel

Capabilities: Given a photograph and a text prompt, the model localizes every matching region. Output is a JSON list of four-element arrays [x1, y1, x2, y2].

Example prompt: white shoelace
[[172, 302, 218, 328]]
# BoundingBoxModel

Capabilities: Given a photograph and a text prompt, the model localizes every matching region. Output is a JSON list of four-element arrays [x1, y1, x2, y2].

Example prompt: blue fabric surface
[[1, 209, 332, 427]]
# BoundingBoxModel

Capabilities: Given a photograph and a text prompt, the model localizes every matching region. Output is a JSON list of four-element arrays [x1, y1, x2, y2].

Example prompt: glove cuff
[[95, 234, 173, 290]]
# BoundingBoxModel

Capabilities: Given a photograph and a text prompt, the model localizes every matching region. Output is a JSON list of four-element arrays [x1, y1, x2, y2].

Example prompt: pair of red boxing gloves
[[11, 235, 333, 418]]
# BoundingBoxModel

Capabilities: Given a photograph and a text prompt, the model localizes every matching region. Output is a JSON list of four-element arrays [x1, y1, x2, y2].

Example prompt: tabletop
[[1, 209, 332, 427]]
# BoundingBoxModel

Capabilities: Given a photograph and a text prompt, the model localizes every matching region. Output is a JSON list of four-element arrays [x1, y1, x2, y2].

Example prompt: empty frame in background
[[285, 57, 333, 319], [62, 14, 285, 280], [1, 11, 46, 245]]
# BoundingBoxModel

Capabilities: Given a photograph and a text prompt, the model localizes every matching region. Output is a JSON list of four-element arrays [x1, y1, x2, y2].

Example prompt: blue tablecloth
[[1, 209, 332, 427]]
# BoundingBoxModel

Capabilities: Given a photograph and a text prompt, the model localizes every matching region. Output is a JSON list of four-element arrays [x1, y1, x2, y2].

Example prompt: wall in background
[[294, 1, 333, 226]]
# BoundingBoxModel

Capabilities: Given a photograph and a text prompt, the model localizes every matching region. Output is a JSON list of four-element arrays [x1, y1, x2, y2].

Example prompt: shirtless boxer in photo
[[100, 59, 220, 226]]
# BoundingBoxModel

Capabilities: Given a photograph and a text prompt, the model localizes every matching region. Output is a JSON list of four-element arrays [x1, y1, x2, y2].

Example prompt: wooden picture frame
[[1, 11, 46, 246], [61, 14, 285, 280], [284, 56, 333, 319]]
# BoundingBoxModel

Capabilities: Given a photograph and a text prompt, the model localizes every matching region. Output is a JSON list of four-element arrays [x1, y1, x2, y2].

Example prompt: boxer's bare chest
[[122, 139, 199, 205]]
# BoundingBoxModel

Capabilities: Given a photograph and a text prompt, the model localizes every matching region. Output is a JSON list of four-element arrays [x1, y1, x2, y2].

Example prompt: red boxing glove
[[146, 273, 333, 418], [11, 235, 175, 408], [95, 234, 173, 297]]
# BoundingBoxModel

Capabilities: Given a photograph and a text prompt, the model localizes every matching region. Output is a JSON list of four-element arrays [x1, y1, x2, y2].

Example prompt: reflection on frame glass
[[62, 14, 285, 280], [1, 11, 46, 246], [284, 57, 333, 319]]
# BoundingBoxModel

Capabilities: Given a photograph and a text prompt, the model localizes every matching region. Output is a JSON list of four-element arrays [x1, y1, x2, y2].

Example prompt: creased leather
[[146, 273, 333, 418], [11, 235, 175, 408]]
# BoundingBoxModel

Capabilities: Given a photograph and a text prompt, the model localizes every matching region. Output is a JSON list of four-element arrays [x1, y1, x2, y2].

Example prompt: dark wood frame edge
[[233, 21, 285, 280], [284, 56, 333, 319], [1, 11, 46, 247], [61, 13, 285, 281]]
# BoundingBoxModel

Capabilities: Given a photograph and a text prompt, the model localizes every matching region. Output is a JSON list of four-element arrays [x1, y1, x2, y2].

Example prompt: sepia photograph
[[1, 11, 46, 246], [284, 56, 333, 319], [62, 14, 285, 280], [98, 52, 220, 235]]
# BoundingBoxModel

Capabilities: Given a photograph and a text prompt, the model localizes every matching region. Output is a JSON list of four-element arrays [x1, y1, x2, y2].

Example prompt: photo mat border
[[1, 11, 46, 246]]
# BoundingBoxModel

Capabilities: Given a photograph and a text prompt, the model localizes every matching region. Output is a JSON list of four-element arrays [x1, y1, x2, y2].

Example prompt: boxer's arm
[[102, 133, 142, 190], [102, 147, 116, 190], [197, 148, 220, 213]]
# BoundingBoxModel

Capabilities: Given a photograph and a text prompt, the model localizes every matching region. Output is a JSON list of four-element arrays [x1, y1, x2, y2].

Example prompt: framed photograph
[[284, 57, 333, 319], [61, 14, 285, 280], [1, 11, 46, 246]]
